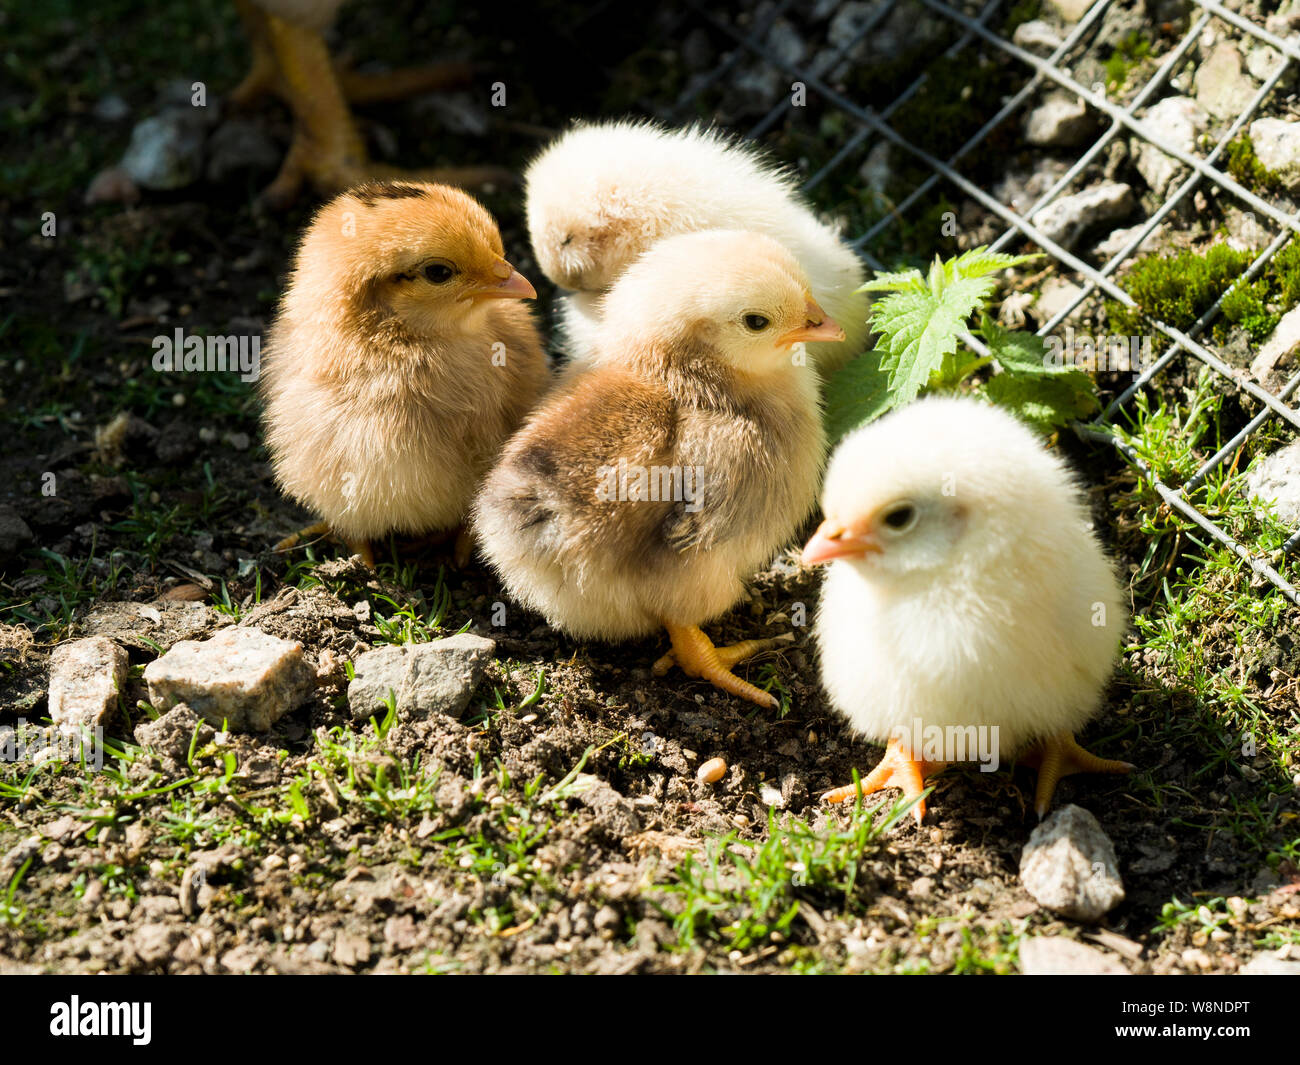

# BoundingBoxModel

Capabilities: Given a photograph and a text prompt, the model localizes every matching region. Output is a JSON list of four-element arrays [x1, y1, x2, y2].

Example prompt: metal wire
[[674, 0, 1300, 604]]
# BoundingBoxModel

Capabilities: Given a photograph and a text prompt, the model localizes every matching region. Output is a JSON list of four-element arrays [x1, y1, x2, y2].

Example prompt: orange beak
[[468, 260, 537, 302], [801, 516, 881, 565], [777, 296, 846, 349]]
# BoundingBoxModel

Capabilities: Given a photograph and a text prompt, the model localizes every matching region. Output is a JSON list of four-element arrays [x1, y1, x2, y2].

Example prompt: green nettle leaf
[[983, 369, 1099, 431], [827, 247, 1072, 439], [978, 315, 1073, 375], [824, 352, 894, 443], [873, 275, 997, 405]]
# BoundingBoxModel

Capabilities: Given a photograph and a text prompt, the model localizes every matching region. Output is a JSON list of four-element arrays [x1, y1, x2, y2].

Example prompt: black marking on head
[[352, 182, 428, 207]]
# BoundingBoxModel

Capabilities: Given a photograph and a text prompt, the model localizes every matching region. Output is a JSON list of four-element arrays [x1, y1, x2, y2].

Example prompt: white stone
[[1045, 0, 1094, 23], [1135, 97, 1207, 196], [1030, 182, 1133, 248], [1245, 433, 1300, 526], [1012, 20, 1064, 56], [1020, 936, 1129, 974], [1249, 117, 1300, 189], [1024, 93, 1092, 148], [47, 637, 129, 728], [347, 634, 496, 721], [1019, 804, 1125, 921], [144, 627, 315, 732], [1194, 42, 1257, 121]]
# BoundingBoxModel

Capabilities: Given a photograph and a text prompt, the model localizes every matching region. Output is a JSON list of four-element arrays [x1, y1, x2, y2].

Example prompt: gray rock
[[1240, 954, 1300, 975], [1094, 222, 1163, 262], [1135, 96, 1207, 197], [204, 118, 281, 183], [857, 141, 892, 195], [120, 111, 207, 190], [92, 94, 131, 122], [1020, 936, 1129, 974], [1248, 303, 1300, 393], [1012, 20, 1064, 55], [1246, 40, 1293, 83], [143, 627, 315, 731], [1245, 434, 1300, 526], [0, 505, 34, 567], [47, 637, 129, 729], [1024, 93, 1093, 148], [1030, 182, 1133, 248], [1249, 118, 1300, 190], [347, 634, 495, 721], [1194, 42, 1257, 122], [1019, 804, 1125, 921], [134, 704, 215, 770]]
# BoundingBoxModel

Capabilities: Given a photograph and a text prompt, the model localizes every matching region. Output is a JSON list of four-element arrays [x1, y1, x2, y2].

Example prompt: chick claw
[[823, 736, 946, 825], [654, 625, 792, 710], [1020, 731, 1134, 819], [273, 521, 374, 568]]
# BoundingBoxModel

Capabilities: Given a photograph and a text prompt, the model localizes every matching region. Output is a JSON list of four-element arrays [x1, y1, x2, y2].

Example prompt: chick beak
[[777, 296, 846, 349], [468, 260, 538, 302], [801, 517, 881, 565]]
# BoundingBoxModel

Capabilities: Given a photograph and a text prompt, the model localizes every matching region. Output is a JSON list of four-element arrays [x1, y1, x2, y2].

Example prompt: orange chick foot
[[1019, 731, 1134, 818], [823, 735, 946, 824], [653, 624, 793, 710]]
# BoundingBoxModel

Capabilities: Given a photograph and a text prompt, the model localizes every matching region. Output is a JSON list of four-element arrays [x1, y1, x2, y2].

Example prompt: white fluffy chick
[[524, 119, 869, 378], [802, 396, 1132, 822]]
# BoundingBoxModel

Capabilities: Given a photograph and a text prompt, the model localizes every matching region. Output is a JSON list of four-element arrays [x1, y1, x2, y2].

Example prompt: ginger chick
[[261, 180, 548, 566]]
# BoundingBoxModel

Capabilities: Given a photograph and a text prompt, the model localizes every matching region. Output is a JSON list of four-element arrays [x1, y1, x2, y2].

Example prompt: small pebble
[[697, 757, 727, 784]]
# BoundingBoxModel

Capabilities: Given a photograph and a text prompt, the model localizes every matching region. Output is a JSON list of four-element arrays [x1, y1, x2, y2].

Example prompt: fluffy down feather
[[524, 119, 869, 378], [260, 181, 549, 545], [475, 230, 828, 641], [811, 396, 1127, 757]]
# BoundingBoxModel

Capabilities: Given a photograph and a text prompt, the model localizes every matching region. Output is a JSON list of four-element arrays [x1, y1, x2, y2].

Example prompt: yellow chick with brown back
[[474, 229, 838, 707]]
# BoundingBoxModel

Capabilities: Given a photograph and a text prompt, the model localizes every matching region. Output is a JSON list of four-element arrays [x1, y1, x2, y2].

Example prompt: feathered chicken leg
[[823, 735, 945, 824], [653, 624, 792, 709], [230, 0, 510, 207], [1019, 731, 1134, 819]]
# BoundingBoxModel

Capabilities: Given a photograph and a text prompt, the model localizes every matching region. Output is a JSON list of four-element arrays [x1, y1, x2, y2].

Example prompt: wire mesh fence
[[660, 0, 1300, 605]]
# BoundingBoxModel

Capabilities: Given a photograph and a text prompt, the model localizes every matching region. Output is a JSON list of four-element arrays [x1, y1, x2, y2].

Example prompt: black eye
[[883, 503, 917, 531], [743, 313, 770, 331], [422, 261, 456, 284]]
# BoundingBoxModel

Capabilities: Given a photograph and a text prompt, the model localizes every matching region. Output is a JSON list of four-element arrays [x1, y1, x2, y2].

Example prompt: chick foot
[[244, 4, 510, 207], [653, 625, 793, 709], [1019, 731, 1134, 818], [273, 521, 375, 568], [823, 736, 946, 824]]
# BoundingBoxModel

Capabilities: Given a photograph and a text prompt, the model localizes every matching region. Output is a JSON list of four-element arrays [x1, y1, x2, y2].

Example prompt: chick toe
[[657, 624, 781, 710], [1021, 731, 1134, 819], [824, 736, 944, 824], [272, 519, 332, 554]]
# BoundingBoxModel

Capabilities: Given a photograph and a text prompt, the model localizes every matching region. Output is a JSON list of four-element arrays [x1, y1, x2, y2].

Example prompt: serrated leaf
[[872, 275, 998, 404], [823, 353, 894, 443], [983, 369, 1098, 431], [944, 247, 1042, 283], [858, 268, 925, 293], [978, 315, 1075, 376]]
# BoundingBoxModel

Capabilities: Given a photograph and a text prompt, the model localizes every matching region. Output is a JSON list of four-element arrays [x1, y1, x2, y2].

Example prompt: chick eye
[[743, 313, 770, 332], [422, 261, 457, 284], [882, 502, 918, 532]]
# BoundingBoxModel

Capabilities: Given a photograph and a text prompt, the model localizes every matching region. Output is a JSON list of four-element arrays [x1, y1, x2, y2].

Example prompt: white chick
[[802, 396, 1132, 821], [524, 119, 869, 378]]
